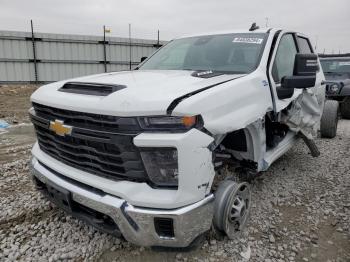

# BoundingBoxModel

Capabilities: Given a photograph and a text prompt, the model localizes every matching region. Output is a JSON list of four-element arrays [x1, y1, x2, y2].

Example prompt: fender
[[166, 76, 245, 115]]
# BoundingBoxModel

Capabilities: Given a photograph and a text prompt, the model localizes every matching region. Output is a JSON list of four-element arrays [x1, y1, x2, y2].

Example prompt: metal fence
[[0, 28, 165, 83]]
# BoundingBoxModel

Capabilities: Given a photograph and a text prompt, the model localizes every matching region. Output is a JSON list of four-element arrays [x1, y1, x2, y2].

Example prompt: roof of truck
[[177, 28, 272, 39], [177, 28, 309, 40]]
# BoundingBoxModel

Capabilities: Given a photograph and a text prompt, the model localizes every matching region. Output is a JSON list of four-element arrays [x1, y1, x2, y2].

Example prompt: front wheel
[[320, 100, 339, 138], [213, 180, 251, 239]]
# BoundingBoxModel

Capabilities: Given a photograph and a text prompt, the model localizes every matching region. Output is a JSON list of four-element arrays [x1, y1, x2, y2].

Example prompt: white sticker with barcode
[[232, 37, 263, 44]]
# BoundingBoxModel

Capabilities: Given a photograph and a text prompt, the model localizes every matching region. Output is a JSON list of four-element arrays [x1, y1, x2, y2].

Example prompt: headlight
[[140, 148, 178, 187], [327, 83, 340, 94], [139, 115, 201, 130]]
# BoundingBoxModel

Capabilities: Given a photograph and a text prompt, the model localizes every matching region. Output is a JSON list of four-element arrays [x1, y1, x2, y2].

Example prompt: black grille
[[30, 103, 148, 183], [32, 102, 142, 133]]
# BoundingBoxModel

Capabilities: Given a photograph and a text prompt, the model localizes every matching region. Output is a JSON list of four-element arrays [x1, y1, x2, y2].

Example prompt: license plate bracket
[[46, 181, 73, 212]]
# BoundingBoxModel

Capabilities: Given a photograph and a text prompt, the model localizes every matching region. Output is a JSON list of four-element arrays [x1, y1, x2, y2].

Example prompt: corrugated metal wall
[[0, 30, 165, 83]]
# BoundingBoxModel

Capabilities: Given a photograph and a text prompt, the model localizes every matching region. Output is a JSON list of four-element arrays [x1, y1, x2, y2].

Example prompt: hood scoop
[[58, 82, 126, 96]]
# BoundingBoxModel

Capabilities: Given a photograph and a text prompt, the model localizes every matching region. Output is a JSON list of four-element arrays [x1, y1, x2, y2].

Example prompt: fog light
[[140, 148, 178, 187], [154, 217, 175, 238]]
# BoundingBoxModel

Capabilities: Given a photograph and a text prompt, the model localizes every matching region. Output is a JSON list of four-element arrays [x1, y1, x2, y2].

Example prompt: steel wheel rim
[[223, 182, 251, 238]]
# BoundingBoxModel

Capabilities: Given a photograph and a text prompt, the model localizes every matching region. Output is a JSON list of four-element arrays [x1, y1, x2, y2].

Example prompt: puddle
[[0, 124, 35, 141]]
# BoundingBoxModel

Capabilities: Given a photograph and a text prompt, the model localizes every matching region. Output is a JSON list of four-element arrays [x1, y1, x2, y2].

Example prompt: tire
[[213, 180, 236, 232], [320, 100, 339, 138], [340, 97, 350, 119], [212, 180, 251, 240]]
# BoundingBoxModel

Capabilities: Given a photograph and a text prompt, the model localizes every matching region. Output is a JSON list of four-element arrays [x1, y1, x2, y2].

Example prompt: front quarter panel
[[172, 70, 273, 135]]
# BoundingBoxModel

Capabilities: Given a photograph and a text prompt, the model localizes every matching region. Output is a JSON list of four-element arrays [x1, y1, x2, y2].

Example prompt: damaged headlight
[[140, 148, 178, 187], [139, 116, 201, 130]]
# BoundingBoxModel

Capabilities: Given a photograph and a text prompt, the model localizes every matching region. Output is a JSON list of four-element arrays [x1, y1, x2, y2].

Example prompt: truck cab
[[29, 27, 325, 247]]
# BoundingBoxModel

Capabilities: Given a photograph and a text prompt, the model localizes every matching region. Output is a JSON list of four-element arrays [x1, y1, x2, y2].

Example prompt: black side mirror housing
[[140, 56, 147, 63], [277, 53, 318, 99], [293, 53, 319, 76]]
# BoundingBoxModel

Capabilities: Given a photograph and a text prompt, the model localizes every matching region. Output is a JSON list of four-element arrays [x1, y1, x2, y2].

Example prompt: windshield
[[139, 33, 267, 74], [320, 59, 350, 73]]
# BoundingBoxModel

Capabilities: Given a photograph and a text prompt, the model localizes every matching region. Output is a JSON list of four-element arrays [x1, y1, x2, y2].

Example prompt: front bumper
[[30, 157, 214, 247]]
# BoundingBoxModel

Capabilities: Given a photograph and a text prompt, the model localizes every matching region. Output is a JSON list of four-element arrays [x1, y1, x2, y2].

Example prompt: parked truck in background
[[29, 27, 326, 248], [319, 54, 350, 119]]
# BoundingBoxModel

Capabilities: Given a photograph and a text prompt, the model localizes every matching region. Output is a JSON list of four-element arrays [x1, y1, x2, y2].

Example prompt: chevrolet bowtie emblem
[[49, 120, 72, 136]]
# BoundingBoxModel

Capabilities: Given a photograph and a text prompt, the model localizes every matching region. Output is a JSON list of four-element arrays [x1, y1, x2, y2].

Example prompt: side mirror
[[293, 53, 319, 76], [277, 53, 319, 99], [140, 56, 147, 63]]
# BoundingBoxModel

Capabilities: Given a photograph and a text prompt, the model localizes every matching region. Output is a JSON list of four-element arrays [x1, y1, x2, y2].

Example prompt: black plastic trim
[[154, 217, 175, 238], [32, 173, 121, 236], [38, 161, 105, 196], [120, 202, 139, 231], [319, 53, 350, 58], [59, 82, 126, 96]]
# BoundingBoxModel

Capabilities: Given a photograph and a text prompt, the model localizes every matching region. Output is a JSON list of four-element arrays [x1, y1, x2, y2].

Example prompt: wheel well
[[265, 114, 289, 149], [220, 129, 247, 152]]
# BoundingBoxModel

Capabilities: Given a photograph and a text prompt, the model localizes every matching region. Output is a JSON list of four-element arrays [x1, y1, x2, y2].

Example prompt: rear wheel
[[340, 97, 350, 119], [320, 100, 339, 138]]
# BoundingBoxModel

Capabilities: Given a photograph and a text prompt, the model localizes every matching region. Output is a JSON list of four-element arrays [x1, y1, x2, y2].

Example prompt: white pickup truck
[[29, 27, 326, 248]]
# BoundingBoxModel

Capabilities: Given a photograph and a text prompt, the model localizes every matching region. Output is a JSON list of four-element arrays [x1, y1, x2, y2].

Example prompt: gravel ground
[[0, 86, 349, 261], [0, 84, 38, 124]]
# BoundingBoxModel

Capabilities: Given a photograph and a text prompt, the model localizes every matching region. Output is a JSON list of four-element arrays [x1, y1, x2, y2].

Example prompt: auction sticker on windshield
[[232, 37, 263, 44]]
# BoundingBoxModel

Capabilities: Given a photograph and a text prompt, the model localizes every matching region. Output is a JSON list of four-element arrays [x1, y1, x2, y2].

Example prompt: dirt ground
[[0, 85, 349, 262], [0, 84, 38, 124]]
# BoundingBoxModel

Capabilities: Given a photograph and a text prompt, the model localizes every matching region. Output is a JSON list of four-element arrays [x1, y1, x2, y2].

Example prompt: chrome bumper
[[30, 157, 214, 247]]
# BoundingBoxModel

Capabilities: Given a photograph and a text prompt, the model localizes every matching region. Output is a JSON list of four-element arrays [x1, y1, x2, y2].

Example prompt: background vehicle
[[319, 54, 350, 119], [29, 27, 325, 248]]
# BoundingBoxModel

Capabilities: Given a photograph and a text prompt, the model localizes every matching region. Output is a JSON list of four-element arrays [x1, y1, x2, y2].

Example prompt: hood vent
[[58, 82, 126, 96]]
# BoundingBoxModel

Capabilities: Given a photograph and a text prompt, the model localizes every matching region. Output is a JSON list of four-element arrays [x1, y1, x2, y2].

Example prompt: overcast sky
[[1, 0, 349, 53]]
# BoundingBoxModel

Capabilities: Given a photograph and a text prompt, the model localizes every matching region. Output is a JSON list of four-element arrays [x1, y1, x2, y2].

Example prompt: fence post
[[30, 20, 39, 83], [154, 30, 162, 48], [129, 24, 132, 70], [157, 30, 159, 47], [103, 25, 107, 72]]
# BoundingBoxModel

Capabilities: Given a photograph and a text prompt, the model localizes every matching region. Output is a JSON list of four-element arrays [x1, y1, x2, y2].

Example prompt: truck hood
[[31, 70, 244, 116]]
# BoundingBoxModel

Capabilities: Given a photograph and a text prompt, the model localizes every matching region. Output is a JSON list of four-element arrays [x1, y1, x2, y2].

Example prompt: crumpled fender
[[281, 88, 325, 139]]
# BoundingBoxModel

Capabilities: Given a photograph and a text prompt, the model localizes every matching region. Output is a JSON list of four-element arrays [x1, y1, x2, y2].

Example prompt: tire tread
[[320, 100, 339, 138]]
